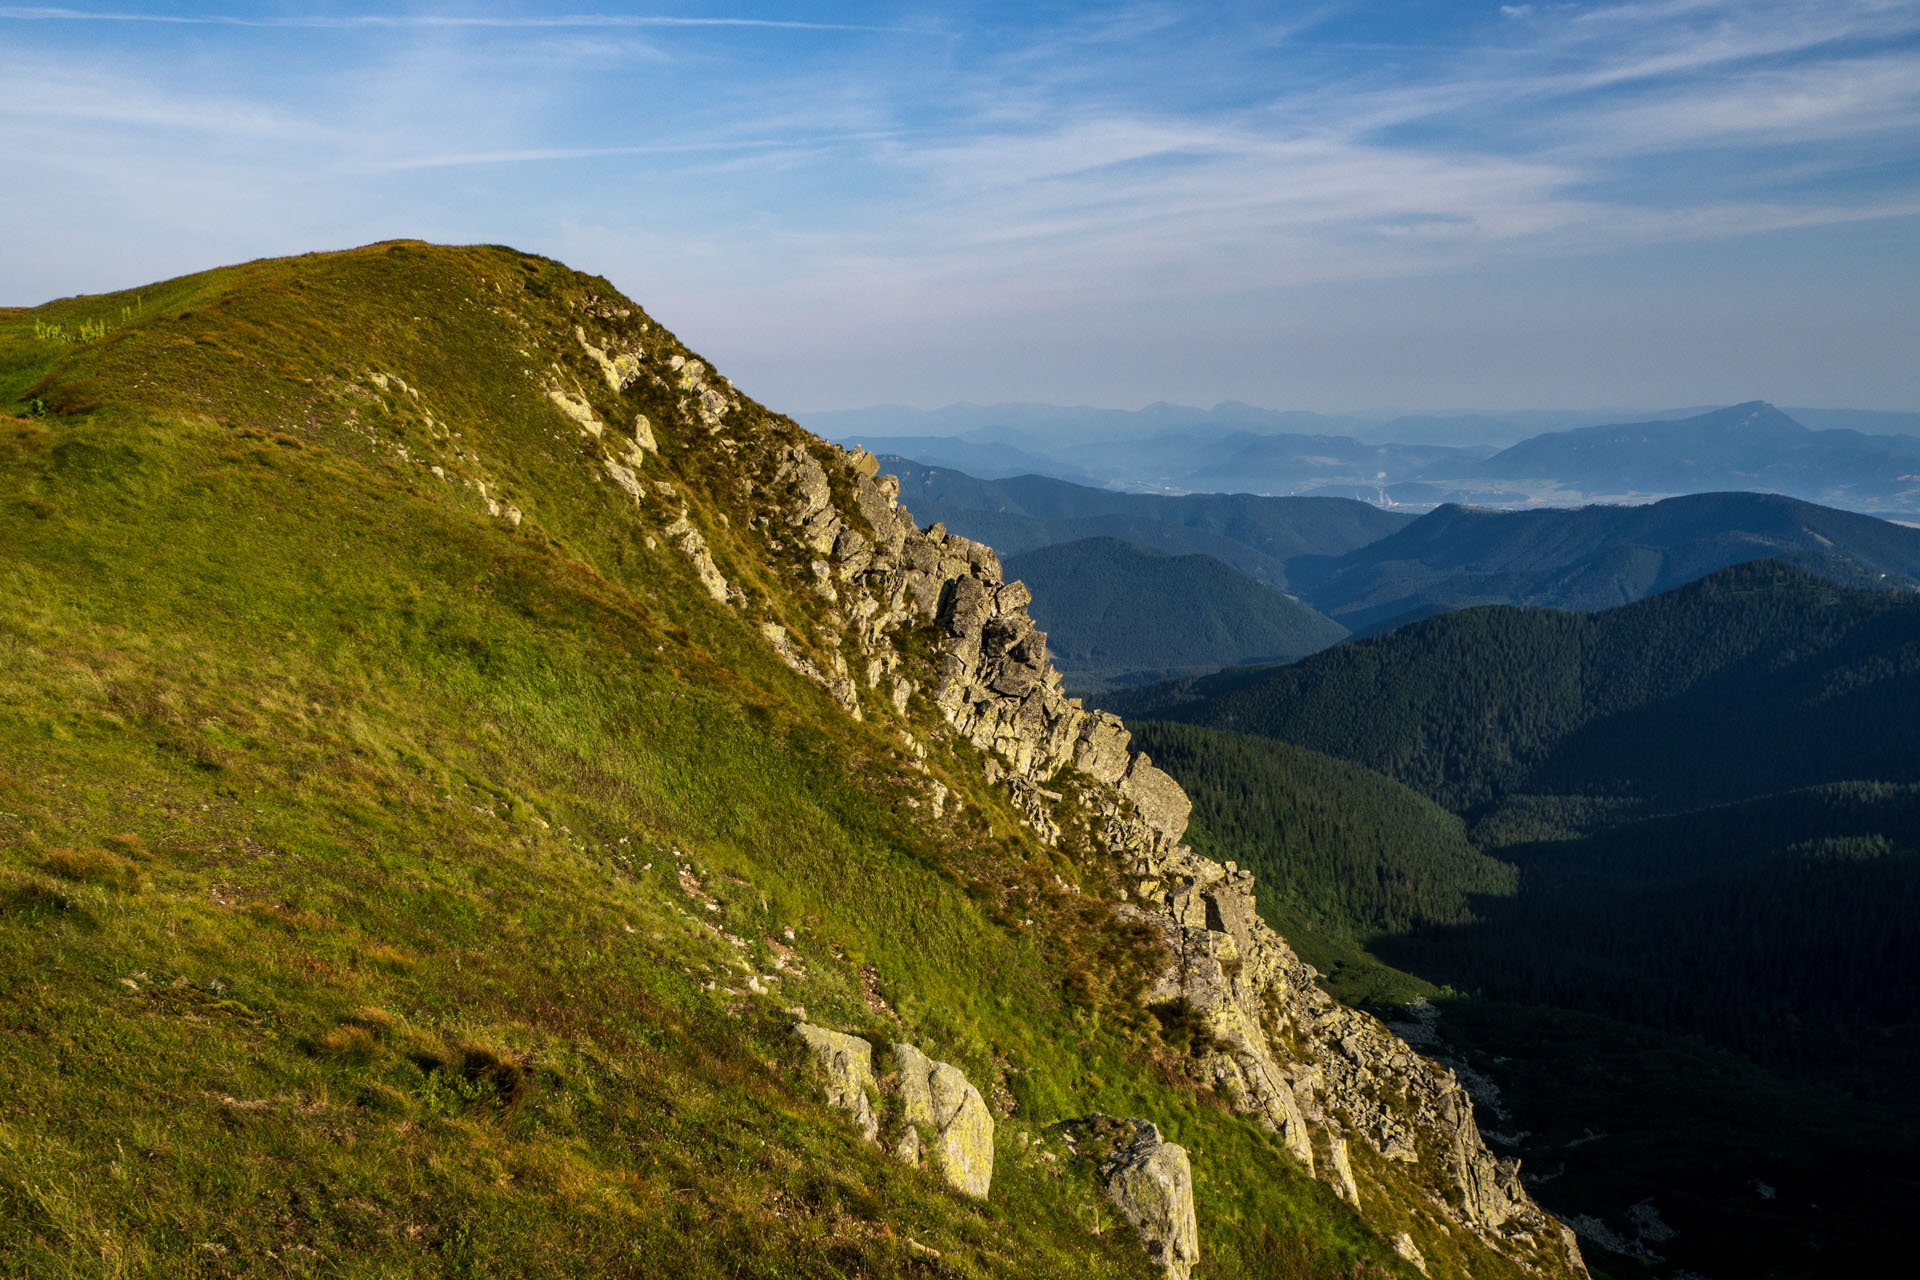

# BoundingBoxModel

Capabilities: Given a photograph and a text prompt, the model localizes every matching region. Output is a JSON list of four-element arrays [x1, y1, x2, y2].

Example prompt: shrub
[[40, 847, 145, 893]]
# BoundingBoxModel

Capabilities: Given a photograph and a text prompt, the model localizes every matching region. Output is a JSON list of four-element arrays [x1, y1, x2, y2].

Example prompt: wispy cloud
[[2, 1, 1917, 409], [0, 6, 904, 32]]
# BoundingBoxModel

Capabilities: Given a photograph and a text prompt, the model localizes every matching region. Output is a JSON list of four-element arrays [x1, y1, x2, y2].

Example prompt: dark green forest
[[1006, 539, 1346, 687], [1128, 563, 1920, 1279], [1128, 722, 1510, 938], [1113, 560, 1920, 814]]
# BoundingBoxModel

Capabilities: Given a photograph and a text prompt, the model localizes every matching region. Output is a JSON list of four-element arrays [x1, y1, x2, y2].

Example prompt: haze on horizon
[[4, 1, 1918, 416]]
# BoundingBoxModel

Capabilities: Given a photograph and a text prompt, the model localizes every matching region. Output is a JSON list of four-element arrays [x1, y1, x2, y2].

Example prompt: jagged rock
[[1120, 755, 1192, 844], [1392, 1232, 1429, 1275], [546, 387, 604, 436], [665, 513, 733, 605], [794, 1024, 878, 1142], [1053, 1116, 1199, 1280], [892, 1042, 995, 1199], [1327, 1132, 1360, 1205], [1072, 713, 1132, 786], [792, 1026, 994, 1199], [751, 428, 1588, 1279]]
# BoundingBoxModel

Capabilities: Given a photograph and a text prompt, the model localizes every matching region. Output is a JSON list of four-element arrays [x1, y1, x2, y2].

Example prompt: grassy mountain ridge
[[1003, 539, 1346, 689], [0, 242, 1571, 1279]]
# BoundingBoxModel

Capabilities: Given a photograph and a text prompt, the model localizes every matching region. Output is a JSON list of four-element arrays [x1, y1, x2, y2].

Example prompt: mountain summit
[[0, 243, 1584, 1278]]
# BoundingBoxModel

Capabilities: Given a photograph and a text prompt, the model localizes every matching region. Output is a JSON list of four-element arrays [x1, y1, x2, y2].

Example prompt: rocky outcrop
[[549, 299, 1581, 1277], [792, 1024, 994, 1199], [1053, 1115, 1200, 1280], [893, 1042, 995, 1199], [793, 1023, 879, 1143], [753, 438, 1587, 1279]]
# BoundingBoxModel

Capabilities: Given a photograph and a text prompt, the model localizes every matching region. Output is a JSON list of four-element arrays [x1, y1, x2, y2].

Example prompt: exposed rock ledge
[[1053, 1115, 1201, 1280], [756, 438, 1588, 1279], [793, 1023, 995, 1200], [548, 300, 1583, 1276]]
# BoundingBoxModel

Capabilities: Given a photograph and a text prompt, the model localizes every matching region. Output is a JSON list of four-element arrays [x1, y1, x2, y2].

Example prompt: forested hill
[[1112, 560, 1920, 814], [1004, 538, 1346, 687], [884, 457, 1411, 589], [1294, 490, 1920, 633], [1127, 721, 1513, 944]]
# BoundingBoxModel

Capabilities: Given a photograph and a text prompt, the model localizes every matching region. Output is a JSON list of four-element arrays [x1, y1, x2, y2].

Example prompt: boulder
[[892, 1043, 995, 1199], [794, 1024, 878, 1141], [1120, 756, 1192, 845], [1053, 1115, 1200, 1280]]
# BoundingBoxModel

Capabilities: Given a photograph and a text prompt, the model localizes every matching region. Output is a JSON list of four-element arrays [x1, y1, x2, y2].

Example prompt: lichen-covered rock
[[1053, 1115, 1199, 1280], [1119, 755, 1192, 845], [791, 1026, 995, 1198], [741, 429, 1587, 1278], [665, 512, 734, 605], [794, 1023, 878, 1142], [893, 1042, 995, 1199]]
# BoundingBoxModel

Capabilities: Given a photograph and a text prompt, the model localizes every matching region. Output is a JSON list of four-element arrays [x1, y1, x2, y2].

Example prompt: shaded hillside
[[1133, 678, 1920, 1280], [1296, 490, 1920, 632], [1004, 539, 1345, 688], [1128, 723, 1512, 942], [1381, 783, 1920, 1085], [887, 457, 1411, 589], [1114, 561, 1920, 814]]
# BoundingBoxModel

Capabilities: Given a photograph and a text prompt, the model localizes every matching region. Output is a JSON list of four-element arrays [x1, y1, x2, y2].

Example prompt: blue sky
[[4, 2, 1918, 412]]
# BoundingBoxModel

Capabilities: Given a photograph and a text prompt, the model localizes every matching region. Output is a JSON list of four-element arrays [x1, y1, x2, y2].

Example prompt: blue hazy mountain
[[1294, 491, 1920, 633]]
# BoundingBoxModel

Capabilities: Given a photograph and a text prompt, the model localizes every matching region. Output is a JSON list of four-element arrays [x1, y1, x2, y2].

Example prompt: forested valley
[[1116, 562, 1920, 1279]]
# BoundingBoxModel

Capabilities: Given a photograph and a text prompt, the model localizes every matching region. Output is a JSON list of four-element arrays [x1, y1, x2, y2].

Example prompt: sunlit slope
[[0, 243, 1513, 1278]]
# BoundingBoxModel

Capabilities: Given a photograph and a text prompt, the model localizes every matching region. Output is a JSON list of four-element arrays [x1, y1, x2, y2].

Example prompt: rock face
[[793, 1023, 878, 1142], [893, 1042, 995, 1199], [792, 1025, 994, 1199], [547, 299, 1583, 1278], [748, 436, 1587, 1279], [1053, 1115, 1200, 1280]]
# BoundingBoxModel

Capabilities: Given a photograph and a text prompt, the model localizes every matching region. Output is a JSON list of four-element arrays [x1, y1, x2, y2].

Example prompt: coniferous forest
[[1115, 562, 1920, 1278]]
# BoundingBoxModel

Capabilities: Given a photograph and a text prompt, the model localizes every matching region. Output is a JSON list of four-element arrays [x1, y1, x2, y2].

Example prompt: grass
[[0, 243, 1482, 1277]]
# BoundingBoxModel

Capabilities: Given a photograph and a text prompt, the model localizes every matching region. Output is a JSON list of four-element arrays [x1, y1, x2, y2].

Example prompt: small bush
[[99, 833, 150, 859], [40, 847, 145, 893], [317, 1024, 382, 1065]]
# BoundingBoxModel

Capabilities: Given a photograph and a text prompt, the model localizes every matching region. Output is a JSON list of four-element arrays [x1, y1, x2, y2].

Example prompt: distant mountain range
[[886, 458, 1410, 589], [1294, 490, 1920, 634], [886, 456, 1920, 643], [818, 401, 1920, 520], [1449, 402, 1920, 511]]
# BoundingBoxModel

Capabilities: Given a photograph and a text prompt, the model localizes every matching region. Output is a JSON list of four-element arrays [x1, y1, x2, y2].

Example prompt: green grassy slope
[[0, 244, 1453, 1278], [1003, 539, 1345, 689]]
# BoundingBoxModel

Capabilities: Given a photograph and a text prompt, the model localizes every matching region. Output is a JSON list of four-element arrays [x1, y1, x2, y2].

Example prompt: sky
[[3, 1, 1918, 413]]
